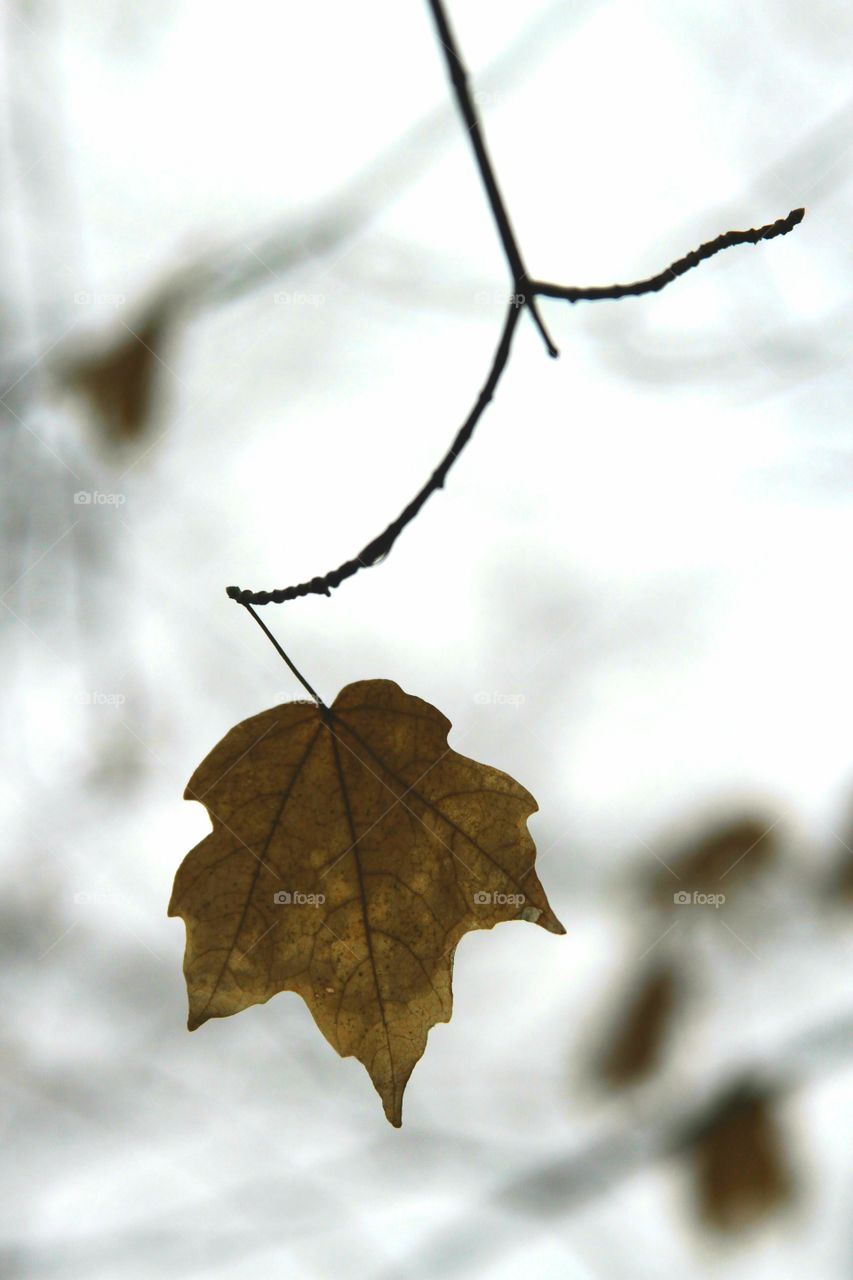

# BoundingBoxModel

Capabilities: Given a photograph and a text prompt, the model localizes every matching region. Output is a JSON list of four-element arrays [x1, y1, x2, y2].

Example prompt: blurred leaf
[[68, 299, 171, 445], [687, 1080, 795, 1231], [831, 851, 853, 904], [169, 678, 564, 1126], [599, 961, 678, 1087], [828, 798, 853, 904], [651, 814, 779, 906]]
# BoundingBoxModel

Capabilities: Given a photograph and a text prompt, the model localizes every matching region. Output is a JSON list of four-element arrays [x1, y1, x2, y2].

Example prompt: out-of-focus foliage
[[687, 1080, 796, 1232], [599, 960, 679, 1087], [65, 295, 173, 447]]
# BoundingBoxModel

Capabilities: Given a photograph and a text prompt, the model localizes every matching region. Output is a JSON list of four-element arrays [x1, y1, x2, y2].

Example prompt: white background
[[2, 1, 852, 1276]]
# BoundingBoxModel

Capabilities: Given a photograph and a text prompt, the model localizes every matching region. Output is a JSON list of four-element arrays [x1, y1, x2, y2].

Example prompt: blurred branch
[[227, 0, 803, 607], [99, 0, 589, 324], [228, 302, 522, 605], [1, 2, 583, 417], [370, 1004, 853, 1280]]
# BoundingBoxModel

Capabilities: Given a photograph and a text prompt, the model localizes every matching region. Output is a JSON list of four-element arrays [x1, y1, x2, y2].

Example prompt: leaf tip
[[384, 1097, 404, 1128], [376, 1074, 408, 1128], [535, 903, 566, 935]]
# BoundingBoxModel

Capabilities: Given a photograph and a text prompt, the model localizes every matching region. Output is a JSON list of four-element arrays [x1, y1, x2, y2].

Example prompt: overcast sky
[[2, 2, 852, 1277]]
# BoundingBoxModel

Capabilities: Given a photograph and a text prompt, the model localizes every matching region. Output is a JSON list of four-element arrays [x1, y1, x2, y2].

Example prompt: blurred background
[[2, 0, 852, 1275]]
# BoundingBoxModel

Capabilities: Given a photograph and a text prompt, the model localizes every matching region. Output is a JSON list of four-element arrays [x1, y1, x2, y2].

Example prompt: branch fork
[[228, 0, 803, 610]]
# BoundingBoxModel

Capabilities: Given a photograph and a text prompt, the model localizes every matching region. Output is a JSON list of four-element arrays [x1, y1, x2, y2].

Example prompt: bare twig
[[531, 207, 804, 303], [425, 0, 557, 358], [227, 303, 522, 605], [228, 0, 804, 609]]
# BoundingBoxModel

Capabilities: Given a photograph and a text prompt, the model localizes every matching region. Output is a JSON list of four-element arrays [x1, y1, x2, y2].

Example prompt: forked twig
[[228, 0, 803, 608]]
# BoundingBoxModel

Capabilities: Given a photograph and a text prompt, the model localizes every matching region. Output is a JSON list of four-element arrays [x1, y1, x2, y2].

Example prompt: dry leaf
[[828, 796, 853, 904], [599, 961, 678, 1087], [68, 300, 170, 445], [651, 814, 778, 907], [169, 679, 564, 1125], [831, 850, 853, 904], [688, 1081, 794, 1231]]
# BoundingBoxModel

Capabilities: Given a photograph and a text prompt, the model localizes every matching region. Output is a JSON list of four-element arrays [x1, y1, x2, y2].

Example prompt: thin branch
[[531, 206, 804, 303], [149, 1, 583, 319], [426, 0, 557, 357], [227, 3, 804, 608], [227, 302, 522, 605], [227, 209, 802, 607]]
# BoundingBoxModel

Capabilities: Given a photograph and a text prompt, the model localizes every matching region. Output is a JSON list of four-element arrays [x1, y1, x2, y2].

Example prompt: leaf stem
[[239, 602, 327, 708]]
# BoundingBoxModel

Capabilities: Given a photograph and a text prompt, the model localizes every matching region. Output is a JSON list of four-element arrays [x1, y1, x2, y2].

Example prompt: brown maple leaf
[[169, 678, 564, 1125]]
